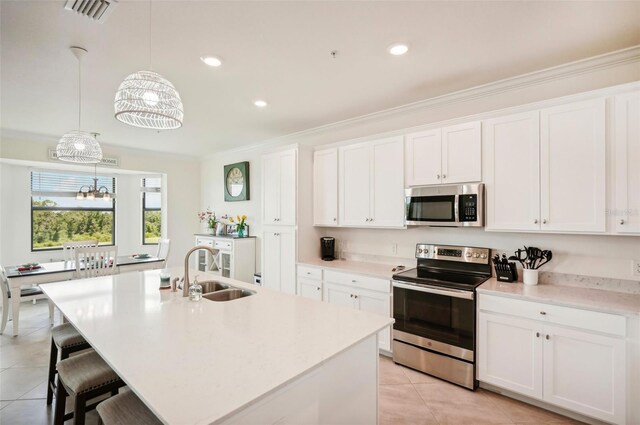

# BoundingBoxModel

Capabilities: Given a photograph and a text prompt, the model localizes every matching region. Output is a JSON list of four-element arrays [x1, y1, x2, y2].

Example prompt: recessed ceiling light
[[388, 44, 409, 56], [200, 56, 222, 67], [254, 100, 268, 108]]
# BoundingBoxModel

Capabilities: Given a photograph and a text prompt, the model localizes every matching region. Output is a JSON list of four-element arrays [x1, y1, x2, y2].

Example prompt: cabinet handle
[[539, 311, 546, 315], [436, 174, 440, 179], [306, 272, 311, 275], [352, 279, 356, 283], [317, 287, 321, 291], [545, 334, 550, 340], [536, 332, 540, 338], [354, 295, 358, 299], [350, 294, 353, 298], [333, 218, 337, 222], [534, 219, 538, 224], [442, 174, 446, 179], [542, 219, 547, 224], [620, 219, 625, 225]]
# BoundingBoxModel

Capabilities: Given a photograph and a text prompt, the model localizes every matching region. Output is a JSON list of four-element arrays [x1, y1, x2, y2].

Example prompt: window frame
[[141, 178, 162, 246]]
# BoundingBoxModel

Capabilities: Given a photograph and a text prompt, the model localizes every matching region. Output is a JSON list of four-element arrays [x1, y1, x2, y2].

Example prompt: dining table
[[5, 255, 164, 335]]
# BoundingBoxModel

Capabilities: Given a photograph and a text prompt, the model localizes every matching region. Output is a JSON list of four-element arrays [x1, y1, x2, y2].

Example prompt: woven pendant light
[[56, 46, 103, 164], [114, 0, 183, 130]]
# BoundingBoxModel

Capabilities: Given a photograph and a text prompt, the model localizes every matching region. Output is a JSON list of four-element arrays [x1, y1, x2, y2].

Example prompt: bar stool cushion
[[96, 390, 162, 425], [51, 323, 86, 349], [57, 351, 120, 395]]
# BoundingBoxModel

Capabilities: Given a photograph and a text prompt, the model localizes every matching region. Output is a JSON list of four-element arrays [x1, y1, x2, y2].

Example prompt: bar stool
[[96, 389, 162, 425], [47, 323, 92, 405], [54, 350, 126, 425]]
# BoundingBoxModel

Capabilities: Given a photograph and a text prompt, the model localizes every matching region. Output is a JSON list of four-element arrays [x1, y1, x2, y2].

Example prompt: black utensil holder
[[495, 262, 518, 283]]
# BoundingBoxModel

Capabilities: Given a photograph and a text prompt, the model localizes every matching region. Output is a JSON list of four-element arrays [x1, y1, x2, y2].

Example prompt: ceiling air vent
[[64, 0, 117, 23]]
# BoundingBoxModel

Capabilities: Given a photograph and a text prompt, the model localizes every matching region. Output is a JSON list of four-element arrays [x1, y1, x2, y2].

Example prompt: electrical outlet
[[634, 260, 640, 277], [391, 244, 398, 255]]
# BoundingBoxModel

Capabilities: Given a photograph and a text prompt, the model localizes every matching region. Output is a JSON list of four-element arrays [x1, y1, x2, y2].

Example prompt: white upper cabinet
[[405, 121, 481, 186], [540, 99, 606, 232], [262, 148, 297, 226], [371, 138, 405, 227], [441, 121, 482, 184], [339, 137, 404, 228], [405, 129, 442, 186], [339, 143, 371, 226], [313, 148, 338, 226], [614, 91, 640, 234], [484, 112, 540, 231]]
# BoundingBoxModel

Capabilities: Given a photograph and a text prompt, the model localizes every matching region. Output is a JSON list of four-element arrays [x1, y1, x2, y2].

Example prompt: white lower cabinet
[[478, 294, 626, 424], [263, 227, 296, 294], [323, 281, 391, 352]]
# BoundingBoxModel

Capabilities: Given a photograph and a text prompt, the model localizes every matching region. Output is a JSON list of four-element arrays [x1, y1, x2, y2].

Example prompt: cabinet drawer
[[478, 294, 625, 337], [196, 238, 214, 247], [297, 265, 322, 280], [214, 240, 232, 251], [324, 270, 390, 293]]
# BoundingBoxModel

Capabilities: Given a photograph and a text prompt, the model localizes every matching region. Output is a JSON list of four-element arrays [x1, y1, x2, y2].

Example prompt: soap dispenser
[[189, 276, 203, 301]]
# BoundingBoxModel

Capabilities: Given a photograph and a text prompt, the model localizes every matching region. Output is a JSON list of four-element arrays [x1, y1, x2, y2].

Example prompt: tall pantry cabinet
[[262, 148, 298, 294]]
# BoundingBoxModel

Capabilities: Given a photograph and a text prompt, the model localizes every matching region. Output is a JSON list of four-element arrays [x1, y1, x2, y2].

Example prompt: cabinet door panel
[[279, 150, 297, 226], [313, 148, 338, 226], [540, 99, 606, 232], [262, 154, 280, 225], [442, 121, 482, 184], [371, 137, 405, 227], [543, 325, 625, 424], [614, 91, 640, 234], [356, 289, 391, 352], [484, 112, 540, 231], [297, 278, 322, 301], [339, 143, 371, 226], [262, 231, 280, 291], [323, 283, 355, 308], [478, 313, 543, 399], [279, 228, 297, 295], [405, 129, 442, 186]]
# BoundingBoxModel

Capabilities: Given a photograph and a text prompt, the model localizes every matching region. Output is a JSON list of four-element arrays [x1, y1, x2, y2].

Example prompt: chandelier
[[56, 46, 103, 164], [77, 164, 112, 201], [114, 0, 183, 130]]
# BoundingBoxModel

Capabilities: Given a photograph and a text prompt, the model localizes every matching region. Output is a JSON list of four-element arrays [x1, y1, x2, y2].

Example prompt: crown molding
[[206, 45, 640, 158]]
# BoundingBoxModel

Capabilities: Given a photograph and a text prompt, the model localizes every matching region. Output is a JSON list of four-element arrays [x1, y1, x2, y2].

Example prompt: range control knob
[[466, 252, 472, 258], [418, 249, 423, 253], [480, 253, 487, 259], [473, 253, 480, 258]]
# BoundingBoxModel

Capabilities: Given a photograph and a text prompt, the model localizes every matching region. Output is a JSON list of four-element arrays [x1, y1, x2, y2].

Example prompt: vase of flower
[[229, 214, 247, 237], [198, 209, 217, 235]]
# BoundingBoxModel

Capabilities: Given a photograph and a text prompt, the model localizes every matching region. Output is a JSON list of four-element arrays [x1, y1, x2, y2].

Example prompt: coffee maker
[[321, 237, 335, 261]]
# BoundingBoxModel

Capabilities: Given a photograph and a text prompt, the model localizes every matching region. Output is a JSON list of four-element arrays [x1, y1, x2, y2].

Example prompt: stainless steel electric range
[[391, 243, 491, 390]]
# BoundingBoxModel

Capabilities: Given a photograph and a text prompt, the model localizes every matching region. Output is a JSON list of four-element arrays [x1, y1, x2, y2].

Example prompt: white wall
[[201, 50, 640, 281], [0, 135, 201, 268]]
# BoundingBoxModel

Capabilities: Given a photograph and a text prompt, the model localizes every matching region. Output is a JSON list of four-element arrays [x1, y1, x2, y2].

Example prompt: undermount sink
[[203, 287, 255, 302], [198, 280, 230, 294]]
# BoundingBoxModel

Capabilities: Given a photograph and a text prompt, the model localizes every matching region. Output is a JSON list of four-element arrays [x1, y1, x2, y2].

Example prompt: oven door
[[392, 280, 475, 361]]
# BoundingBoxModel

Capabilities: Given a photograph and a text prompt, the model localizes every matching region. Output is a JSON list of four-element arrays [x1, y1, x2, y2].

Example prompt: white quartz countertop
[[298, 258, 402, 280], [42, 268, 392, 425], [478, 278, 640, 317]]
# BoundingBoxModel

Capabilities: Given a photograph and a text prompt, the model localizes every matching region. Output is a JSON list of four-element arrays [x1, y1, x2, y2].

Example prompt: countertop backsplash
[[539, 271, 640, 295]]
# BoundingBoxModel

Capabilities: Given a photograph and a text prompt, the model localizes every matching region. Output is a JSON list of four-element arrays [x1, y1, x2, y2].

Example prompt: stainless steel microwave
[[405, 183, 484, 227]]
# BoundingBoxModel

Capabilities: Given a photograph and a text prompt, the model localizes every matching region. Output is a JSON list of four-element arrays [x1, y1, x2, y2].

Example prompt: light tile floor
[[2, 301, 584, 425]]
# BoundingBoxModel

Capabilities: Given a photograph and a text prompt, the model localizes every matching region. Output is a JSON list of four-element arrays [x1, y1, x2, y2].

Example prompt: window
[[142, 177, 162, 245], [31, 171, 116, 251]]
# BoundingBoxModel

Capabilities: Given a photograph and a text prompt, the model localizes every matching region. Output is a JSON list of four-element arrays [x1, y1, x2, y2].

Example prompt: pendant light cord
[[78, 52, 82, 130], [149, 0, 152, 71]]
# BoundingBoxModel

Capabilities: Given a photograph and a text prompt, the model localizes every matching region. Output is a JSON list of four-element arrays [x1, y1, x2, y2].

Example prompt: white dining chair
[[62, 240, 98, 262], [74, 246, 118, 279], [1, 265, 52, 335], [156, 239, 171, 264]]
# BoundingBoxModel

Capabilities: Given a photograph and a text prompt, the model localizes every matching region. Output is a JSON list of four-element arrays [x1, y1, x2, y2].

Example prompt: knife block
[[494, 262, 518, 283]]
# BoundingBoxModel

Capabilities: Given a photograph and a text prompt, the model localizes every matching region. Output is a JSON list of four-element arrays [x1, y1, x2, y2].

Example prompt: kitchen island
[[42, 268, 392, 424]]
